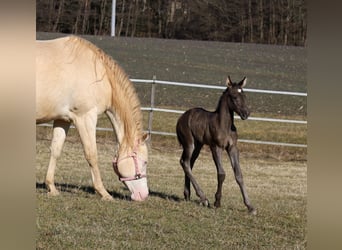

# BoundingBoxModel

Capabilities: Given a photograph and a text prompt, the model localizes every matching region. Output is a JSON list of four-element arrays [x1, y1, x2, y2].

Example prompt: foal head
[[225, 76, 250, 120]]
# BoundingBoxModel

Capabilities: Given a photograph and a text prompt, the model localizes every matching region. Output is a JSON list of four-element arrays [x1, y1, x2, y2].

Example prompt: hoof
[[47, 190, 60, 197], [214, 201, 221, 208], [101, 195, 114, 201], [200, 199, 210, 207], [248, 207, 257, 215]]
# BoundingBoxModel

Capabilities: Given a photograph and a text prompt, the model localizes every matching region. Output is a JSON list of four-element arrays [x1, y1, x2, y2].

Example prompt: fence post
[[147, 75, 156, 139]]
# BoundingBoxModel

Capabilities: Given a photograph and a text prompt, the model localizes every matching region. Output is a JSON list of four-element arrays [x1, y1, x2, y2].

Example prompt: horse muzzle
[[124, 178, 149, 201], [239, 110, 250, 120]]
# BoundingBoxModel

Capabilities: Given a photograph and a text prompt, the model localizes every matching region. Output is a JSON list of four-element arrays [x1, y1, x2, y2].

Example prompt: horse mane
[[66, 36, 143, 150], [215, 89, 230, 112]]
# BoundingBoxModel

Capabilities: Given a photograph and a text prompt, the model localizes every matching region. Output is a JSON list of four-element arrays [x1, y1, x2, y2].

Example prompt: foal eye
[[238, 89, 242, 93]]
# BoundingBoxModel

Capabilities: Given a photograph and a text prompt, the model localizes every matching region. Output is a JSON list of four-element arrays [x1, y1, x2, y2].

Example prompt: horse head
[[226, 76, 250, 120], [113, 133, 149, 201]]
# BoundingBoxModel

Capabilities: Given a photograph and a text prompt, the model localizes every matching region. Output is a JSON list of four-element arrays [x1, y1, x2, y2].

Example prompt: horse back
[[36, 36, 112, 123], [176, 108, 213, 145], [177, 107, 235, 148]]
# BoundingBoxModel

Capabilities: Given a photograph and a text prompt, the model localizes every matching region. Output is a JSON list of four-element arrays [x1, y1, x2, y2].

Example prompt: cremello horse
[[36, 36, 149, 201]]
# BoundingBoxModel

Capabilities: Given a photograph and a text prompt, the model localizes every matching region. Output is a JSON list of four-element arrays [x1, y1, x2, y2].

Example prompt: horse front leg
[[46, 120, 70, 196], [227, 145, 256, 214], [210, 146, 225, 208], [74, 112, 113, 201], [180, 146, 209, 207]]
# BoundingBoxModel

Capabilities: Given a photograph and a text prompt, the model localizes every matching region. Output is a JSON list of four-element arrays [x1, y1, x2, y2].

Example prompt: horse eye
[[238, 89, 242, 93]]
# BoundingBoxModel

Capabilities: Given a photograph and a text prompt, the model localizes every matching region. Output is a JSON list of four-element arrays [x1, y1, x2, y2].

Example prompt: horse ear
[[240, 77, 247, 88], [226, 76, 233, 87], [141, 132, 149, 143]]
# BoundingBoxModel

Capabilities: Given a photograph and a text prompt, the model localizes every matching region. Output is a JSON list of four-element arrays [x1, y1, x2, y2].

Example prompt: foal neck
[[216, 93, 233, 125]]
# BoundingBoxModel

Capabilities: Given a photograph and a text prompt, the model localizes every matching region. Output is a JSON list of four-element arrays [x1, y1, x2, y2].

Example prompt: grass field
[[36, 138, 306, 249], [36, 32, 307, 249]]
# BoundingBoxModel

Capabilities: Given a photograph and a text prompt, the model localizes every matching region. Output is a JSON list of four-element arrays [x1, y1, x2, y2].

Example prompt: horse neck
[[215, 94, 233, 128], [105, 64, 143, 153]]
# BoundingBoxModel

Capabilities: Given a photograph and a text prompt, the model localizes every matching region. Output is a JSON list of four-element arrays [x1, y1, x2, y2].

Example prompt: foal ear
[[239, 77, 247, 88], [226, 75, 233, 87]]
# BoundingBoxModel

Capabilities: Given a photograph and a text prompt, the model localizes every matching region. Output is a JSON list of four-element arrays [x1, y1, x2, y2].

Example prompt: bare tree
[[52, 0, 64, 32], [36, 0, 307, 46]]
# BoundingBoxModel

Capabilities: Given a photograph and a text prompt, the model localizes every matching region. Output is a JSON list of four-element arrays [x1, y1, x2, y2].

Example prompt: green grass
[[36, 32, 307, 249], [36, 139, 306, 249]]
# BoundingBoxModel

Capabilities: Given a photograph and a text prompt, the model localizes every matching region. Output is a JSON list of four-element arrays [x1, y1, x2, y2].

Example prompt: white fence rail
[[37, 78, 307, 148]]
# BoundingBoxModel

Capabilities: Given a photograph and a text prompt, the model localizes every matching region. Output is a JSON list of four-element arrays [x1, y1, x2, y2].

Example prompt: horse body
[[176, 76, 256, 214], [36, 36, 149, 201]]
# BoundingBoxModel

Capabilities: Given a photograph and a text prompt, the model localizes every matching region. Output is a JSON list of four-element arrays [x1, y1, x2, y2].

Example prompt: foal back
[[176, 107, 233, 149], [177, 108, 211, 146]]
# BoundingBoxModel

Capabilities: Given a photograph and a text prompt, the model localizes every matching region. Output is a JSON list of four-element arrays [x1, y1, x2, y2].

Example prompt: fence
[[37, 78, 307, 148]]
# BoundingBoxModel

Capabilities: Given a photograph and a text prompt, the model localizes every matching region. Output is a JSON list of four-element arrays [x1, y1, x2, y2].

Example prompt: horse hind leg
[[180, 143, 209, 207], [46, 120, 70, 196], [183, 142, 203, 201]]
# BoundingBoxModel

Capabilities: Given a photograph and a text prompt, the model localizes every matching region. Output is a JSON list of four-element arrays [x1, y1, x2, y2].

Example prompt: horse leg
[[46, 120, 70, 196], [73, 111, 113, 201], [227, 145, 256, 214], [184, 142, 203, 201], [210, 145, 225, 208], [180, 145, 209, 207]]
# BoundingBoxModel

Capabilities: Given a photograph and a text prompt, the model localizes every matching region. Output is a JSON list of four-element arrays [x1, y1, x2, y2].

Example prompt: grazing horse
[[176, 76, 256, 214], [36, 36, 149, 201]]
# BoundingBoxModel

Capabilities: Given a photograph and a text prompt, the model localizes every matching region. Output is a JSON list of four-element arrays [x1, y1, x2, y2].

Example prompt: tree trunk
[[131, 0, 140, 37], [248, 0, 253, 43], [99, 0, 107, 35], [284, 0, 290, 45], [158, 0, 162, 37], [47, 0, 55, 31], [146, 0, 152, 37], [117, 0, 125, 36], [259, 0, 264, 42], [73, 0, 82, 34], [52, 0, 64, 32], [125, 0, 133, 36]]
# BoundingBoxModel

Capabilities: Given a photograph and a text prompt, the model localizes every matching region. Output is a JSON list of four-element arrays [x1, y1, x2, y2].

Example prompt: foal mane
[[215, 89, 230, 111], [67, 36, 143, 150]]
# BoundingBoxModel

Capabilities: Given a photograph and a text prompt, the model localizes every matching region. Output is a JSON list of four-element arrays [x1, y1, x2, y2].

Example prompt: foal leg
[[184, 142, 203, 200], [74, 111, 113, 201], [210, 145, 225, 208], [46, 120, 70, 196], [227, 144, 256, 214], [180, 144, 209, 206]]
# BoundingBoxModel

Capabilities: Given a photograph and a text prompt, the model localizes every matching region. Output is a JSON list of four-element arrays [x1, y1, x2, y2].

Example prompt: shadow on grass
[[36, 182, 130, 200], [149, 189, 182, 202], [36, 182, 182, 202]]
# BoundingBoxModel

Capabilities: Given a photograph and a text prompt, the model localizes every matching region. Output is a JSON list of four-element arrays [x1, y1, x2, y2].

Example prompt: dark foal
[[176, 76, 256, 214]]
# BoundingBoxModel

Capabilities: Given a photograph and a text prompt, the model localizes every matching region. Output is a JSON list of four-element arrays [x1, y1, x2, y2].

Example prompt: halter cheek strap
[[113, 152, 147, 182]]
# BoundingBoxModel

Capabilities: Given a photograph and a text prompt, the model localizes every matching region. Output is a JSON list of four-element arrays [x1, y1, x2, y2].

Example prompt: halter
[[113, 151, 147, 182]]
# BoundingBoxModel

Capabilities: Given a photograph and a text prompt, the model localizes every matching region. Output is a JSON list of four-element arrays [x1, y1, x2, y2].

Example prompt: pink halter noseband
[[113, 151, 147, 182]]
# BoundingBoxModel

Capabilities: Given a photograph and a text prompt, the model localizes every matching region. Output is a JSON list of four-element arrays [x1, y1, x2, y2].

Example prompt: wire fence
[[37, 78, 307, 148]]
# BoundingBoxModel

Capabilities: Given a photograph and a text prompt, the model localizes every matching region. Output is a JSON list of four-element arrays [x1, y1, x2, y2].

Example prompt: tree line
[[36, 0, 307, 46]]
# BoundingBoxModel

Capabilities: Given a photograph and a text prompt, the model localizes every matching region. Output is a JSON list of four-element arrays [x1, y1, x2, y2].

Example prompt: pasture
[[36, 32, 307, 249]]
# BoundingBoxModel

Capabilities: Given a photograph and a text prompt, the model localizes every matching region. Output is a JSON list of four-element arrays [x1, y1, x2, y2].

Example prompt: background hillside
[[36, 32, 307, 118]]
